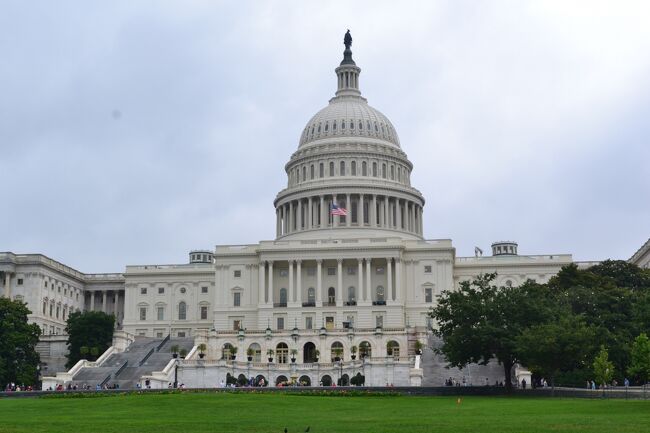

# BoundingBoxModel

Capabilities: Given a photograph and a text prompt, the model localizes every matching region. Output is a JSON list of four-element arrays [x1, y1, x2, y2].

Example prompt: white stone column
[[319, 195, 325, 228], [114, 291, 120, 321], [316, 259, 323, 307], [289, 201, 294, 233], [3, 272, 10, 298], [384, 196, 389, 228], [359, 194, 364, 226], [365, 259, 372, 302], [357, 259, 363, 303], [296, 260, 302, 305], [396, 199, 402, 229], [420, 206, 424, 235], [336, 259, 343, 305], [102, 291, 107, 312], [298, 200, 303, 230], [276, 208, 280, 237], [268, 261, 274, 306], [372, 194, 377, 227], [333, 194, 339, 227], [387, 258, 393, 301], [395, 259, 402, 304], [289, 260, 294, 304], [259, 262, 266, 305], [346, 193, 351, 227], [308, 197, 313, 230], [90, 291, 95, 311]]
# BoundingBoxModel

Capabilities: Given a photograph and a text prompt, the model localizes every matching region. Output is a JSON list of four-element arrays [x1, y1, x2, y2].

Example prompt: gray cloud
[[1, 1, 648, 272]]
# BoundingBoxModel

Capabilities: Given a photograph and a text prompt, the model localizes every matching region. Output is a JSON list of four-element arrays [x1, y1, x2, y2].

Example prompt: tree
[[65, 311, 115, 368], [628, 333, 650, 388], [516, 313, 595, 394], [429, 274, 552, 391], [0, 298, 41, 386], [593, 346, 614, 393]]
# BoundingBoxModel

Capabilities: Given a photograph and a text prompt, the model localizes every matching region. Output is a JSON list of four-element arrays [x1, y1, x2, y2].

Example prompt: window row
[[43, 280, 81, 301], [301, 119, 396, 143], [42, 300, 77, 320], [138, 302, 210, 321], [139, 286, 209, 295], [289, 159, 410, 186]]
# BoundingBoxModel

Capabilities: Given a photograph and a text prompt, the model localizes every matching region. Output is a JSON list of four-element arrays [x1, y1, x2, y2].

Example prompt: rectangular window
[[325, 316, 334, 330], [277, 317, 284, 330], [201, 286, 208, 294], [327, 267, 336, 276], [140, 307, 147, 321], [347, 267, 356, 275], [156, 332, 164, 338], [234, 292, 241, 307], [307, 267, 316, 276], [305, 317, 313, 330], [425, 288, 433, 303], [17, 278, 23, 285], [376, 267, 385, 274], [157, 307, 164, 321], [233, 320, 242, 331], [375, 315, 383, 328], [200, 306, 208, 320], [158, 287, 165, 294], [424, 265, 432, 273], [346, 315, 355, 327], [140, 287, 147, 295], [177, 331, 186, 338], [234, 270, 241, 278]]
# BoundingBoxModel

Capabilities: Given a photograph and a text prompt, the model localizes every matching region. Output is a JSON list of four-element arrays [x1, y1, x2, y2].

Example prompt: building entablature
[[274, 182, 425, 207], [286, 140, 412, 168]]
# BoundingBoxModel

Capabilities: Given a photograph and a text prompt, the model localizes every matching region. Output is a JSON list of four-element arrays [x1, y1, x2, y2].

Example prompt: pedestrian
[[624, 378, 630, 388], [521, 379, 526, 389]]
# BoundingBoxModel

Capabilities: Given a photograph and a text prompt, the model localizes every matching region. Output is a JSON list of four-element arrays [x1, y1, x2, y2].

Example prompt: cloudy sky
[[1, 1, 649, 273]]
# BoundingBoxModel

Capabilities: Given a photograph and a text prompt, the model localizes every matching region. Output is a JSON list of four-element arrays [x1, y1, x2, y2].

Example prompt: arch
[[299, 375, 311, 386], [255, 374, 268, 387], [351, 161, 357, 175], [331, 341, 344, 361], [340, 160, 345, 176], [387, 340, 400, 358], [347, 286, 356, 305], [279, 288, 287, 305], [307, 287, 315, 304], [248, 343, 262, 362], [321, 375, 333, 386], [359, 340, 372, 358], [303, 342, 317, 363], [178, 301, 187, 320], [319, 162, 324, 178], [362, 161, 367, 176], [327, 287, 335, 305], [275, 375, 289, 386], [302, 166, 306, 182], [276, 342, 289, 364], [329, 161, 335, 176], [310, 164, 314, 180], [222, 343, 235, 360], [382, 163, 387, 179], [237, 374, 248, 387], [372, 162, 377, 177], [339, 374, 350, 386]]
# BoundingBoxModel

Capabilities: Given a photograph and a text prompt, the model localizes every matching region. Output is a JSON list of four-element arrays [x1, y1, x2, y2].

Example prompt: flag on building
[[330, 202, 348, 216]]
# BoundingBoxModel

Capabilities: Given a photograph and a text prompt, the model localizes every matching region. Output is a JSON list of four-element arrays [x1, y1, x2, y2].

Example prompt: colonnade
[[257, 257, 402, 308], [276, 193, 423, 237], [87, 290, 123, 318]]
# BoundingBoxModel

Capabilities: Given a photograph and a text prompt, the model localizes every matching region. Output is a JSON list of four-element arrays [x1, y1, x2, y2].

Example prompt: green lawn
[[1, 392, 649, 433]]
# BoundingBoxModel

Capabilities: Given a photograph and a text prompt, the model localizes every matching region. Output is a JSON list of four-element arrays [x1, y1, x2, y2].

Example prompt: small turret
[[189, 250, 213, 264], [491, 241, 518, 256]]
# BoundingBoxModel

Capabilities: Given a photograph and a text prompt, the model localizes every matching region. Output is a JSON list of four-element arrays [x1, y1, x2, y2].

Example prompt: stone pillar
[[102, 291, 107, 312], [333, 195, 339, 227], [336, 259, 343, 306], [289, 260, 294, 303], [114, 291, 120, 322], [308, 197, 313, 230], [346, 193, 351, 227], [90, 291, 95, 311], [259, 262, 266, 305], [289, 201, 294, 233], [319, 195, 325, 228], [268, 261, 274, 306], [359, 194, 364, 226], [357, 259, 363, 303], [365, 259, 372, 302], [3, 272, 10, 298], [316, 259, 323, 307], [297, 200, 303, 230], [384, 196, 389, 228], [396, 199, 402, 229], [395, 259, 402, 304], [387, 258, 393, 301], [296, 260, 302, 305], [420, 206, 424, 235], [276, 208, 280, 237], [372, 194, 377, 227]]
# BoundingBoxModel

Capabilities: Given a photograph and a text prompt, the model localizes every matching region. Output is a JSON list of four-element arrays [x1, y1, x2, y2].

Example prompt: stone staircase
[[70, 336, 194, 389]]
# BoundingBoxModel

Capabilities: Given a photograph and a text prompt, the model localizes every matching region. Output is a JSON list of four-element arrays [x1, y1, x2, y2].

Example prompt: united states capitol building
[[3, 33, 648, 388]]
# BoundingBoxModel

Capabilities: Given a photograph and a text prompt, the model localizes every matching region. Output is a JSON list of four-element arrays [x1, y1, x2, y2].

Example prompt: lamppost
[[173, 358, 179, 389]]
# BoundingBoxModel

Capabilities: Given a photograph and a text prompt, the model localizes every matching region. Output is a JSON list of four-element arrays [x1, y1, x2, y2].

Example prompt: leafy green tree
[[593, 346, 614, 391], [0, 298, 41, 386], [65, 311, 115, 368], [516, 313, 595, 394], [429, 274, 552, 391], [628, 333, 650, 387]]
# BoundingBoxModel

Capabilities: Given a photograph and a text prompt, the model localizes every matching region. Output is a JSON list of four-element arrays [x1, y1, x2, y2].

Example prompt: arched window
[[178, 301, 187, 320], [362, 161, 367, 176], [341, 119, 346, 130], [329, 162, 335, 177], [372, 162, 377, 177], [387, 340, 400, 358], [302, 166, 306, 182], [248, 343, 262, 362], [390, 165, 395, 180], [279, 288, 287, 306], [325, 122, 329, 132], [359, 341, 372, 358], [367, 120, 371, 130], [310, 164, 314, 179], [317, 123, 321, 133], [222, 343, 234, 360], [331, 341, 344, 361], [359, 121, 363, 130], [347, 287, 356, 305], [351, 161, 357, 176], [328, 287, 335, 306], [374, 122, 379, 132], [307, 287, 315, 304], [382, 163, 387, 179], [333, 121, 337, 131], [350, 120, 354, 130], [340, 161, 345, 176], [276, 342, 289, 364], [319, 162, 324, 178], [303, 342, 317, 363], [398, 167, 402, 182]]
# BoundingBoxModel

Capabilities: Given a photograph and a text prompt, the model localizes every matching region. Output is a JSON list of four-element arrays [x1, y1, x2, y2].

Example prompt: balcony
[[274, 302, 287, 308], [372, 300, 386, 306], [302, 301, 316, 307]]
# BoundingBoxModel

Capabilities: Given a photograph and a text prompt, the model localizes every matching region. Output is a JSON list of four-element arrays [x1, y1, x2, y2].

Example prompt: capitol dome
[[273, 31, 425, 241]]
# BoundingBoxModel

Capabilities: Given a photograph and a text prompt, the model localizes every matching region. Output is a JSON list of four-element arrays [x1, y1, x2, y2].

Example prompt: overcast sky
[[1, 1, 649, 273]]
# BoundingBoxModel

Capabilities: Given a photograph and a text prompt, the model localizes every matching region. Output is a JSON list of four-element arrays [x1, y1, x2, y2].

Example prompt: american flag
[[330, 202, 348, 216]]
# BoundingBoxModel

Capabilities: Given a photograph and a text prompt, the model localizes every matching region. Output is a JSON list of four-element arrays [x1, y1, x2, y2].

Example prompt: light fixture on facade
[[238, 328, 246, 342], [347, 326, 355, 341], [374, 326, 383, 336]]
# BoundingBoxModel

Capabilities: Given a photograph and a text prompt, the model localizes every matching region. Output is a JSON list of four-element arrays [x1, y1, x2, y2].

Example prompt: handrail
[[99, 373, 112, 387], [139, 348, 155, 367], [156, 334, 170, 352], [114, 360, 129, 378]]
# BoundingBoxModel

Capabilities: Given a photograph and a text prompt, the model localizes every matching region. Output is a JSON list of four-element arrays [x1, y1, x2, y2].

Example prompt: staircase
[[70, 336, 194, 389]]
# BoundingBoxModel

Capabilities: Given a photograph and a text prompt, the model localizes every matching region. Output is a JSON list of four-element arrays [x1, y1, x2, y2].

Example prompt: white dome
[[299, 96, 400, 148]]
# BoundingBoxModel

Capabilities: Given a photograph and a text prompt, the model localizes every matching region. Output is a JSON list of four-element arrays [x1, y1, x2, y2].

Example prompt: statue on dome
[[344, 30, 352, 50]]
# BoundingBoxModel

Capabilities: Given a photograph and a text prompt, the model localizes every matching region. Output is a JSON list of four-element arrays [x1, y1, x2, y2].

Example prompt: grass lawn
[[1, 392, 649, 433]]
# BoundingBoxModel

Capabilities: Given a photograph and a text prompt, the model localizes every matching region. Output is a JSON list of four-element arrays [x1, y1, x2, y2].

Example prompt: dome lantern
[[335, 30, 361, 97]]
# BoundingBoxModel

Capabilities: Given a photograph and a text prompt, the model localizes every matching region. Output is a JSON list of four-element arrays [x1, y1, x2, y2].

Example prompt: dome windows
[[329, 161, 335, 177], [350, 120, 354, 130], [325, 122, 329, 132], [351, 161, 357, 176], [341, 120, 346, 130], [340, 161, 346, 176], [319, 163, 324, 178], [362, 161, 367, 176], [317, 124, 321, 133], [359, 121, 363, 130], [333, 121, 337, 131]]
